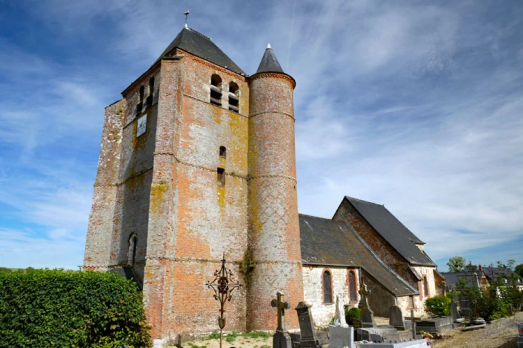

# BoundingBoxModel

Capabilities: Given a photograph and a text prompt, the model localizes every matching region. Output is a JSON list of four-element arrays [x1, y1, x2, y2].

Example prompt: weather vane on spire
[[184, 10, 190, 28]]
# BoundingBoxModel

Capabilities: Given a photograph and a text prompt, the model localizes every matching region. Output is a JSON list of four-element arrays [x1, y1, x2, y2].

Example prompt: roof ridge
[[345, 195, 384, 206], [186, 27, 212, 42], [299, 213, 337, 221]]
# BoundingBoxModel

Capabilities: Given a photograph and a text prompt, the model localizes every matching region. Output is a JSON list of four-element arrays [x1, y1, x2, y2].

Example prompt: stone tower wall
[[142, 51, 251, 340], [84, 99, 126, 271], [247, 72, 304, 331]]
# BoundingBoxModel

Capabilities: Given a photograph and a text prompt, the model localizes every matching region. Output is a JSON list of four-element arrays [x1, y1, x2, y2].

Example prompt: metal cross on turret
[[271, 291, 291, 332]]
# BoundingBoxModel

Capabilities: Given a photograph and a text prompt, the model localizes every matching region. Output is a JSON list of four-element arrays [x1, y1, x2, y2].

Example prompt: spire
[[256, 44, 284, 73]]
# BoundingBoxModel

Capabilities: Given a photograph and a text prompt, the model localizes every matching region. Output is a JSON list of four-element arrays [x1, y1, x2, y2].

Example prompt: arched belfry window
[[323, 270, 333, 304], [127, 234, 137, 267], [228, 82, 239, 113], [349, 271, 357, 302], [137, 85, 145, 114], [210, 74, 222, 106], [423, 276, 429, 297]]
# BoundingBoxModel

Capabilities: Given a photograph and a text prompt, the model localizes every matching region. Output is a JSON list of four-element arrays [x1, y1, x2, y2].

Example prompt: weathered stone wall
[[247, 72, 304, 331], [303, 266, 360, 326], [84, 99, 126, 270]]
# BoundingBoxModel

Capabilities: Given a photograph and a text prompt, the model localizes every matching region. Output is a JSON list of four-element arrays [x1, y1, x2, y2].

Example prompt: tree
[[515, 264, 523, 279], [447, 256, 467, 272]]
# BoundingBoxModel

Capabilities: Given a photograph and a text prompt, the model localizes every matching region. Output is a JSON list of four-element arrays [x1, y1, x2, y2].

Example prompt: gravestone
[[328, 325, 354, 348], [415, 316, 452, 334], [356, 327, 410, 343], [517, 322, 523, 348], [293, 302, 328, 348], [358, 283, 375, 328], [358, 340, 428, 348], [334, 295, 348, 328], [389, 305, 405, 330], [271, 292, 292, 348], [450, 299, 461, 323]]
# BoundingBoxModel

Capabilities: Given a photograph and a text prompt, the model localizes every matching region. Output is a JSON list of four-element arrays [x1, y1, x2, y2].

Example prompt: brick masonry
[[84, 48, 304, 342]]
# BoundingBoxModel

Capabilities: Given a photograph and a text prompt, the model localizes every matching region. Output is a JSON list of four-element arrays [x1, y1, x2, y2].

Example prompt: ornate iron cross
[[205, 254, 242, 348], [271, 291, 290, 332]]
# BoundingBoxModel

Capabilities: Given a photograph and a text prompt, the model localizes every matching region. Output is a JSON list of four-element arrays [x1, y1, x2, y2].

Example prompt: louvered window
[[210, 74, 222, 106], [228, 82, 239, 113]]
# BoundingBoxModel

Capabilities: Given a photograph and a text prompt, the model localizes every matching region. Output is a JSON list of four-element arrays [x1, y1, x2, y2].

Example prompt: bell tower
[[247, 44, 304, 330]]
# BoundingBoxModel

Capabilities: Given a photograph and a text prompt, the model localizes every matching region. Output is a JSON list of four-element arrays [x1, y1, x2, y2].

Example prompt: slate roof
[[154, 26, 245, 75], [256, 45, 284, 73], [482, 267, 523, 285], [441, 271, 485, 289], [344, 197, 435, 266], [299, 214, 419, 297]]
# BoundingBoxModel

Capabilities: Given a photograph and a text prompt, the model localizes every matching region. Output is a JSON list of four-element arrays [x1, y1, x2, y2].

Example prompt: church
[[84, 23, 442, 347]]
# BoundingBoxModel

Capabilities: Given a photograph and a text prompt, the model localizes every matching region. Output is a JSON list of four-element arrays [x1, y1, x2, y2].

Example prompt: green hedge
[[0, 269, 151, 348], [424, 295, 451, 316]]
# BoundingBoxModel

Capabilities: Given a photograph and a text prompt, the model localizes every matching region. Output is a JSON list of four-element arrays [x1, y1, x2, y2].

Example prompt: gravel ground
[[173, 313, 523, 348]]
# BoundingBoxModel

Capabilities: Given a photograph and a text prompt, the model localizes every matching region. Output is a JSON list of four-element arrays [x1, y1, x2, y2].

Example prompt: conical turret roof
[[256, 44, 284, 73], [154, 26, 245, 75]]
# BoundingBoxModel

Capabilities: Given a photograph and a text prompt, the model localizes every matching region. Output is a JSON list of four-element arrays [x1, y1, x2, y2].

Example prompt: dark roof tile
[[299, 214, 418, 297], [344, 197, 435, 266]]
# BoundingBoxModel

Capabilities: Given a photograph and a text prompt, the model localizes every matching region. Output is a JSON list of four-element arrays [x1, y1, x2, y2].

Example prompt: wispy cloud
[[0, 0, 521, 270]]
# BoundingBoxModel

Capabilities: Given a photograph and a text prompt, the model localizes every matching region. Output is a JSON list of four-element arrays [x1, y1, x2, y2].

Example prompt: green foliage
[[0, 269, 151, 348], [189, 344, 207, 348], [243, 331, 269, 339], [515, 263, 523, 279], [345, 307, 361, 325], [208, 330, 221, 340], [447, 256, 466, 272], [0, 267, 12, 274], [226, 330, 240, 343], [424, 295, 451, 316]]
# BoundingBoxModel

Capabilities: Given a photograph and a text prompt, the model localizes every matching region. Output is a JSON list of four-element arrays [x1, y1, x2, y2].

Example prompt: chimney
[[478, 264, 482, 271]]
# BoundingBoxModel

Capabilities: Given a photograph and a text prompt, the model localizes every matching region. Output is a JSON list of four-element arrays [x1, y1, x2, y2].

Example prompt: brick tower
[[247, 44, 303, 331], [84, 25, 303, 346]]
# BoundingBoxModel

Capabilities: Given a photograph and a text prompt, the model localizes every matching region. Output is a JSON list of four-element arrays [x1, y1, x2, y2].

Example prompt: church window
[[423, 276, 429, 297], [217, 167, 225, 186], [323, 270, 333, 304], [228, 82, 239, 113], [210, 74, 222, 106], [349, 271, 357, 301], [146, 77, 155, 107], [127, 234, 137, 267], [219, 146, 226, 158]]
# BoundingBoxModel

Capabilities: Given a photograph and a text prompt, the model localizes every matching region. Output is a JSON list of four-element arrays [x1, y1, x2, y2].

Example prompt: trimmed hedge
[[0, 269, 151, 348]]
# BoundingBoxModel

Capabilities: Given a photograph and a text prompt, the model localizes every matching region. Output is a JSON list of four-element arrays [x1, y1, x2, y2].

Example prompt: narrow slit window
[[323, 270, 332, 304], [210, 74, 222, 106], [423, 277, 429, 297], [219, 146, 226, 158], [147, 77, 155, 106], [217, 167, 225, 186], [137, 85, 144, 114], [228, 82, 239, 113]]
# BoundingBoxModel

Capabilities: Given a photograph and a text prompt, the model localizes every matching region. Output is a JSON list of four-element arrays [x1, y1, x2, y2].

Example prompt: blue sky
[[0, 0, 522, 271]]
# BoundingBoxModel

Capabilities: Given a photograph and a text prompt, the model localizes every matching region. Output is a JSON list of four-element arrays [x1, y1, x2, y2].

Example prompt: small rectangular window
[[219, 146, 226, 158], [217, 168, 225, 186]]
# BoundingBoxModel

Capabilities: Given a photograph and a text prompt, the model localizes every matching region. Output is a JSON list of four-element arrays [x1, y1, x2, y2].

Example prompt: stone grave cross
[[271, 291, 291, 332], [357, 282, 375, 328]]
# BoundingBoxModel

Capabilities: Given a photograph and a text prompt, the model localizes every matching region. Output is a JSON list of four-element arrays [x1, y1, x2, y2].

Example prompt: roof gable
[[343, 196, 435, 266], [154, 26, 245, 75], [299, 214, 418, 297]]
